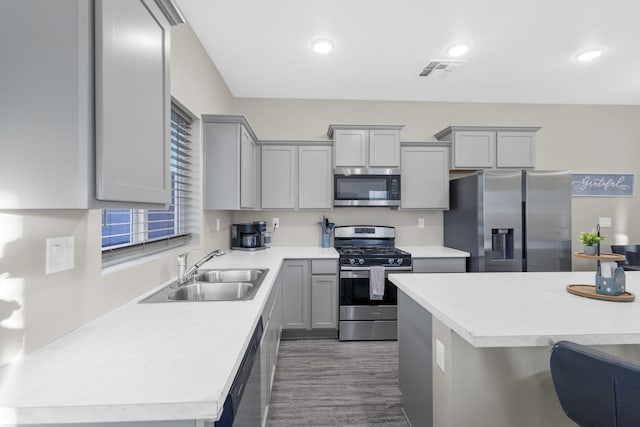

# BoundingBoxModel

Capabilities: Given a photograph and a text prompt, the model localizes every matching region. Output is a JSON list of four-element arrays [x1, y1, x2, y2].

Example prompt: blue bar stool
[[550, 340, 640, 427]]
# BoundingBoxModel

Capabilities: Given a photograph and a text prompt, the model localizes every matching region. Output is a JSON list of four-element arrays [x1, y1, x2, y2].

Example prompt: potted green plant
[[578, 230, 606, 255]]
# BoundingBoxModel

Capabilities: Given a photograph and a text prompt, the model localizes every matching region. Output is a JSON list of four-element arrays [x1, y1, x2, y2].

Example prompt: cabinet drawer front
[[311, 259, 338, 274], [412, 258, 466, 273]]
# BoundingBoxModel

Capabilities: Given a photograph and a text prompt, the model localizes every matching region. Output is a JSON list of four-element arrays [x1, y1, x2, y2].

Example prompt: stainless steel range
[[334, 225, 412, 341]]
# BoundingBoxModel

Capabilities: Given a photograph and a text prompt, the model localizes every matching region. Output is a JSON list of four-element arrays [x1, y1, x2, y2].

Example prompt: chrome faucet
[[176, 249, 225, 286]]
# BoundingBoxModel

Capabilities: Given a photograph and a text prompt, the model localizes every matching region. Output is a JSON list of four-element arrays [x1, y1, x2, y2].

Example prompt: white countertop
[[397, 246, 469, 258], [0, 247, 337, 425], [0, 245, 461, 424], [390, 271, 640, 348]]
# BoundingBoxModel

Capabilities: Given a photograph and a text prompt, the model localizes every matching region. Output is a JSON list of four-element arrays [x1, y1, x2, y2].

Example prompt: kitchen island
[[389, 271, 640, 427]]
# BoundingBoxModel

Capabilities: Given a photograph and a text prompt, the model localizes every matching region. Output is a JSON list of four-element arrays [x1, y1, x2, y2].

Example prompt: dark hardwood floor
[[266, 339, 410, 427]]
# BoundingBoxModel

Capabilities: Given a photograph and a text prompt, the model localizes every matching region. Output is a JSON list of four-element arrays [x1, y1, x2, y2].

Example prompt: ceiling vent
[[419, 59, 467, 77]]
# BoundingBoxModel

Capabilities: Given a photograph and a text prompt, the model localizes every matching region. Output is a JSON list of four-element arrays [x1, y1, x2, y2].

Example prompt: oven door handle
[[340, 270, 370, 279], [339, 266, 412, 279]]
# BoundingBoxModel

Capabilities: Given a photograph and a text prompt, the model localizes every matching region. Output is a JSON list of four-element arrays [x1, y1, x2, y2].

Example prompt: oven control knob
[[349, 259, 356, 265], [388, 258, 394, 265], [396, 258, 403, 265], [358, 258, 364, 265]]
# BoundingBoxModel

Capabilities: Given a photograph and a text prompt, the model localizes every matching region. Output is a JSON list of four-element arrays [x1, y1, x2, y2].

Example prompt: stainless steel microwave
[[334, 168, 401, 207]]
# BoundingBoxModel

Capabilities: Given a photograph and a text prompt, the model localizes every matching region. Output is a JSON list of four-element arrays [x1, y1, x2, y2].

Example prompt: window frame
[[101, 101, 196, 267]]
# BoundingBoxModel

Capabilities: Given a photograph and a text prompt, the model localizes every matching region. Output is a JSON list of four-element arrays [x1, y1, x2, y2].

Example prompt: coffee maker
[[231, 221, 267, 251]]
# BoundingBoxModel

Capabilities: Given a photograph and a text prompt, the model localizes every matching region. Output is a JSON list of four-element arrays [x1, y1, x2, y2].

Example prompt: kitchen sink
[[194, 269, 265, 283], [168, 282, 254, 301], [139, 268, 268, 303]]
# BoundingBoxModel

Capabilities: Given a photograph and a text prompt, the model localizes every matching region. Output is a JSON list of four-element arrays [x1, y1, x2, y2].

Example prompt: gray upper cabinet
[[203, 115, 260, 210], [328, 125, 403, 168], [0, 0, 179, 209], [435, 126, 540, 170], [299, 146, 332, 209], [400, 145, 450, 210], [261, 146, 298, 209], [260, 143, 332, 210], [95, 0, 170, 204]]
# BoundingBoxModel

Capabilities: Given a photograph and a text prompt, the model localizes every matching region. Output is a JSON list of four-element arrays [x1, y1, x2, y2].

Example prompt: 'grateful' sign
[[571, 173, 635, 197]]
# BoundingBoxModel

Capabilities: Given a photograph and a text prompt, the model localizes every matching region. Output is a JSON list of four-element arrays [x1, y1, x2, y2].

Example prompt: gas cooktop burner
[[333, 225, 412, 268], [337, 246, 409, 257]]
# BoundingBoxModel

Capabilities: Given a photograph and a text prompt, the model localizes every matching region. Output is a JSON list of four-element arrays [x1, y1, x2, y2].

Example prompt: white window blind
[[101, 104, 195, 265]]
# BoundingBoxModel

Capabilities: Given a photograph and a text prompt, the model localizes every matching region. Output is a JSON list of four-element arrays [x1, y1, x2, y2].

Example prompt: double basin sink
[[140, 268, 269, 303]]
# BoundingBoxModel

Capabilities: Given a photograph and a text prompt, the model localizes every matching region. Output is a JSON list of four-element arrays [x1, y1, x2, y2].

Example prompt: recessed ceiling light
[[447, 43, 470, 57], [312, 38, 334, 54], [575, 49, 604, 61]]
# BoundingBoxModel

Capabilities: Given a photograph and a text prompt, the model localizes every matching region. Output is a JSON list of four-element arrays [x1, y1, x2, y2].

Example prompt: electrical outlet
[[418, 217, 425, 228], [436, 339, 445, 372], [46, 236, 75, 274], [273, 218, 279, 229]]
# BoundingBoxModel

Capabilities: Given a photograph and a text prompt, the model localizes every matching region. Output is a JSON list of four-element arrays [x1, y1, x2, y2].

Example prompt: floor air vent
[[419, 59, 466, 77]]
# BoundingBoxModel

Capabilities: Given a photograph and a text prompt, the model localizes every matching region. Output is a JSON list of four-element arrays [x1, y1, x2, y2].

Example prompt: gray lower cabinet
[[281, 259, 338, 337], [400, 145, 450, 210], [260, 144, 332, 210], [203, 116, 260, 210], [1, 0, 174, 209], [398, 290, 433, 427], [311, 275, 337, 329], [261, 272, 282, 427], [281, 260, 311, 329], [412, 257, 466, 273]]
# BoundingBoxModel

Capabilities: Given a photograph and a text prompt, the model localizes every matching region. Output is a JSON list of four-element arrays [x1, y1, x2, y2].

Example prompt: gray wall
[[2, 20, 639, 367], [0, 23, 235, 368]]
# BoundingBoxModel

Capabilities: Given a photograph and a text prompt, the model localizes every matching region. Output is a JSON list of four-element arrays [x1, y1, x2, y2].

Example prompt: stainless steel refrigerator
[[444, 169, 572, 272]]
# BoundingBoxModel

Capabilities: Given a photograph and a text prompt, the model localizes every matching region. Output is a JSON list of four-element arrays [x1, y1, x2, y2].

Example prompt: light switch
[[599, 217, 612, 228], [436, 339, 445, 372], [46, 236, 74, 274], [418, 218, 425, 228]]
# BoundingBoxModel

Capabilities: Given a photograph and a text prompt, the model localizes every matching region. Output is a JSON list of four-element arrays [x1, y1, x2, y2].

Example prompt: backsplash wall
[[232, 209, 442, 247]]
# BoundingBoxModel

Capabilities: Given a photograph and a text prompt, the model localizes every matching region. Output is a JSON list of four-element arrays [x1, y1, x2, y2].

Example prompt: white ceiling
[[175, 0, 640, 105]]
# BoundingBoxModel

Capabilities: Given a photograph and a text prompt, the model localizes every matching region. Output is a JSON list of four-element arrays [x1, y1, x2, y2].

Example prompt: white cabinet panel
[[240, 128, 258, 209], [401, 146, 449, 209]]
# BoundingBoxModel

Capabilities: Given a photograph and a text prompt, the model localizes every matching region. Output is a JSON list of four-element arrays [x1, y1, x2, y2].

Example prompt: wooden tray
[[574, 252, 625, 261], [567, 284, 635, 302]]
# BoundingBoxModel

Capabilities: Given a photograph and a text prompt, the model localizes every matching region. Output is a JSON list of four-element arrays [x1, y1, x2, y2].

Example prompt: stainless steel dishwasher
[[211, 319, 263, 427]]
